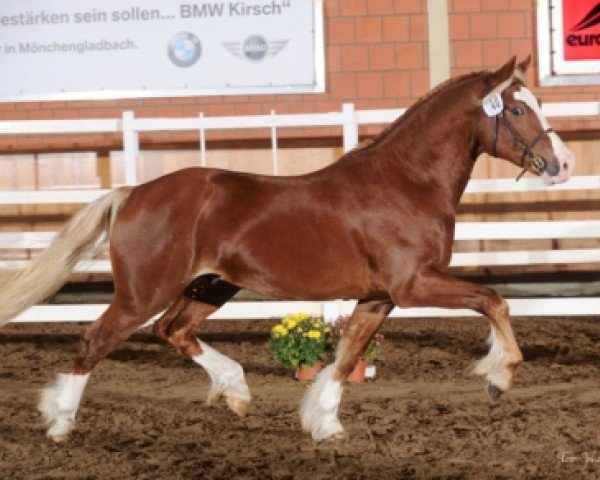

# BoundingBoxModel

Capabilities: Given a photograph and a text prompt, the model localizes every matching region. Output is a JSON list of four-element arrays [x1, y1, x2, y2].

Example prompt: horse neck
[[362, 77, 485, 210]]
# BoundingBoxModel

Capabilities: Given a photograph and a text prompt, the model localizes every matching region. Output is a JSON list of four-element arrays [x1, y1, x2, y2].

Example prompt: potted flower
[[269, 312, 331, 381], [332, 315, 384, 383]]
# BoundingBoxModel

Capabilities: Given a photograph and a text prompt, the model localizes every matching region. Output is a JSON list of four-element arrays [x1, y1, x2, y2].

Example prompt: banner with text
[[0, 0, 324, 101]]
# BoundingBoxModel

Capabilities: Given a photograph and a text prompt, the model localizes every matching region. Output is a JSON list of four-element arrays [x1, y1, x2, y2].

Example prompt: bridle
[[491, 109, 554, 181], [486, 79, 554, 181]]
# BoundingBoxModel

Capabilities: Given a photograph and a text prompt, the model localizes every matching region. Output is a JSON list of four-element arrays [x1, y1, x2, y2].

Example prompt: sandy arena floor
[[0, 315, 598, 479]]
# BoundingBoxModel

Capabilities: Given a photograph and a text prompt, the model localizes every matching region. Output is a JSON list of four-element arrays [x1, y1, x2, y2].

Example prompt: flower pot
[[295, 362, 323, 381], [347, 359, 370, 383]]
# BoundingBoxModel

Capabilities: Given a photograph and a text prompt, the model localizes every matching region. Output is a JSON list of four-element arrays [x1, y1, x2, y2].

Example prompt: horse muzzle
[[539, 149, 576, 185]]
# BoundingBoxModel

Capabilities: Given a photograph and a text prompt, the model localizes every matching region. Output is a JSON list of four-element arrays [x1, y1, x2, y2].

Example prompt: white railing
[[1, 101, 599, 184], [1, 103, 599, 322]]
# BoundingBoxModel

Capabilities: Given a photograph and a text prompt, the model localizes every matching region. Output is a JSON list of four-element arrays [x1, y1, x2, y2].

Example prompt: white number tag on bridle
[[483, 93, 504, 117]]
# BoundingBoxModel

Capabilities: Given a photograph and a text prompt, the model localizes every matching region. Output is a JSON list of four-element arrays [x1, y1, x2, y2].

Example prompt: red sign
[[562, 0, 600, 60]]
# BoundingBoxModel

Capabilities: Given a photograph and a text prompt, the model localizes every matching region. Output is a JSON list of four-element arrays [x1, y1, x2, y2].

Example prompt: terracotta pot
[[347, 359, 370, 383], [295, 362, 323, 381]]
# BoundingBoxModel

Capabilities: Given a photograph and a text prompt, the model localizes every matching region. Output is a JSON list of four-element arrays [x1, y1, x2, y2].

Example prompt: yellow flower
[[284, 319, 298, 329], [272, 324, 288, 337], [307, 330, 322, 340]]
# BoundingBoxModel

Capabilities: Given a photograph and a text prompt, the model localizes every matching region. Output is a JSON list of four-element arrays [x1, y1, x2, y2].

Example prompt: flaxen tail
[[0, 187, 132, 325]]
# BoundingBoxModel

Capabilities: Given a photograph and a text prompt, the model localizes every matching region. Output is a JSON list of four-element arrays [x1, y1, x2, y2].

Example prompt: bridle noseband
[[487, 79, 554, 181]]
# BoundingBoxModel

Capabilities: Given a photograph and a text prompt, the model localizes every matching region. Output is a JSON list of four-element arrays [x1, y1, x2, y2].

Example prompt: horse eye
[[511, 106, 525, 116]]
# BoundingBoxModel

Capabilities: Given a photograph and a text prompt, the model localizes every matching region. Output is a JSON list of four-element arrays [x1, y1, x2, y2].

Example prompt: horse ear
[[489, 56, 517, 86], [517, 55, 531, 73]]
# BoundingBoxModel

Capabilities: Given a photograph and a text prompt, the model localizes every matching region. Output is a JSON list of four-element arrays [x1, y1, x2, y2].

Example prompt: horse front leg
[[300, 299, 393, 441], [396, 266, 524, 400]]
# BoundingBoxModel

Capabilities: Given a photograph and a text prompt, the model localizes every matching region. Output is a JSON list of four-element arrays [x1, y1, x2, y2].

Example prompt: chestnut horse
[[0, 57, 574, 442]]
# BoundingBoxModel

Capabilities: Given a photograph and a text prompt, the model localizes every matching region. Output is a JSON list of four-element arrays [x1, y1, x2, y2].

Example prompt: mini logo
[[168, 32, 202, 67], [222, 35, 288, 62], [244, 35, 268, 61]]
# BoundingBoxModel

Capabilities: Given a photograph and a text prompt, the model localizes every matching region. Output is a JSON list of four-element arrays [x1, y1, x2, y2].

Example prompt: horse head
[[478, 56, 575, 185]]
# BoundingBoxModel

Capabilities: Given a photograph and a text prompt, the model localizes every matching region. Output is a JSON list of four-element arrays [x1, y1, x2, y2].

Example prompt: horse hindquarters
[[39, 182, 203, 442]]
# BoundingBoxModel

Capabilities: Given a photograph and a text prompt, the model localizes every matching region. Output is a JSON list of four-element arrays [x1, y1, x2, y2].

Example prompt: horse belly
[[229, 257, 373, 301], [199, 221, 374, 300]]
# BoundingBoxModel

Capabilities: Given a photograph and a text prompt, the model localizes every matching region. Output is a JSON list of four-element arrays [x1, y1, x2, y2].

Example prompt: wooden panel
[[0, 154, 35, 190]]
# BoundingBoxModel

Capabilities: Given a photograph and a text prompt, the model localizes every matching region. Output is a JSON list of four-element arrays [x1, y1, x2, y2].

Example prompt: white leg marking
[[38, 373, 90, 440], [474, 328, 511, 391], [193, 340, 250, 404], [299, 364, 344, 441]]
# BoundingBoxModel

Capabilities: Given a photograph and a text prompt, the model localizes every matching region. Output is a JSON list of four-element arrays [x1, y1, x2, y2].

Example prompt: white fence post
[[199, 112, 207, 167], [342, 103, 359, 152], [271, 109, 279, 175], [122, 111, 139, 185]]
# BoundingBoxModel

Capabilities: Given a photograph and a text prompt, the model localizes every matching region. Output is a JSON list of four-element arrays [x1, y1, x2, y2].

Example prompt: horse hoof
[[319, 431, 347, 443], [48, 433, 69, 443], [486, 380, 504, 402], [226, 396, 249, 417]]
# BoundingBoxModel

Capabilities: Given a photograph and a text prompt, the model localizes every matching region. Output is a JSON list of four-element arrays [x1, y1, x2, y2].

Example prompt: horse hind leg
[[39, 373, 90, 443], [39, 301, 149, 442], [153, 276, 251, 417], [300, 299, 393, 441]]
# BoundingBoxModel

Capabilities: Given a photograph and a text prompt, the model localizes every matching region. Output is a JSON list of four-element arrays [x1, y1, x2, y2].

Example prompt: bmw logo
[[243, 35, 268, 61], [168, 32, 202, 67]]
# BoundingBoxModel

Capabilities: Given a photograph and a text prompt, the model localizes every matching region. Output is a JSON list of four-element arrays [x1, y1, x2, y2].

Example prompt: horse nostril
[[563, 162, 569, 170], [544, 158, 560, 176]]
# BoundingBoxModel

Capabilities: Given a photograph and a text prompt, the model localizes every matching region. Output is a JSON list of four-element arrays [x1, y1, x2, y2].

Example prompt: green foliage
[[361, 332, 384, 361]]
